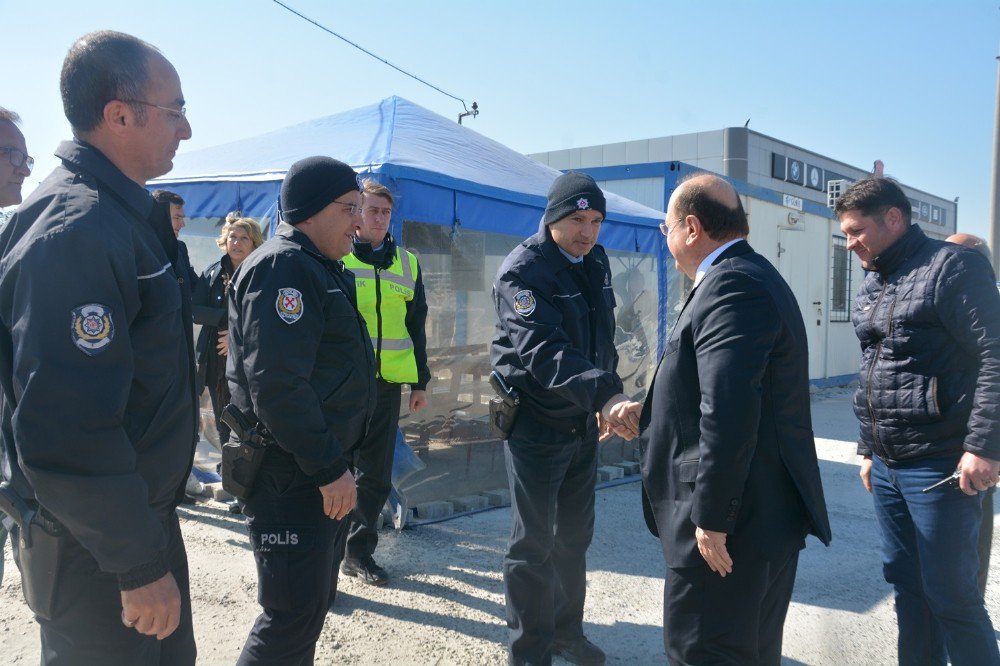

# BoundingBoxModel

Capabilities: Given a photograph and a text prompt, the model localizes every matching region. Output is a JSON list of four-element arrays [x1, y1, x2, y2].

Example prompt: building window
[[830, 236, 851, 322]]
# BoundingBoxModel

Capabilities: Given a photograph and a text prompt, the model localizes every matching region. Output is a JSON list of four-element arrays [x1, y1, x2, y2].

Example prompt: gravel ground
[[1, 390, 998, 664]]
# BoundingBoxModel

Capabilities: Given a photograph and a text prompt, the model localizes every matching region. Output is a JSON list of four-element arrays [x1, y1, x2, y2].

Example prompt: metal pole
[[989, 53, 1000, 268]]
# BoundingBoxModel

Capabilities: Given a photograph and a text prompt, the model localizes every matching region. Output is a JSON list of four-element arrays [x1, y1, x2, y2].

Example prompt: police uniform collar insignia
[[70, 304, 114, 355], [513, 289, 536, 317], [576, 198, 590, 210], [276, 287, 304, 324]]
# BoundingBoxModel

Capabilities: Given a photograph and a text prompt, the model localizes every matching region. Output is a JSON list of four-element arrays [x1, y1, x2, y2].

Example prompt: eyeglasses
[[120, 100, 187, 119], [0, 146, 34, 173], [333, 199, 363, 216], [659, 217, 683, 237]]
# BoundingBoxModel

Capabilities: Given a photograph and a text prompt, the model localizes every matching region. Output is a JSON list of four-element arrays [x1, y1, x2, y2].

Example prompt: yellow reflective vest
[[343, 245, 420, 383]]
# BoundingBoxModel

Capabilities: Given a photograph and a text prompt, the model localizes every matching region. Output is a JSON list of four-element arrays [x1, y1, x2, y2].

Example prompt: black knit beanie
[[543, 172, 607, 226], [280, 156, 359, 225]]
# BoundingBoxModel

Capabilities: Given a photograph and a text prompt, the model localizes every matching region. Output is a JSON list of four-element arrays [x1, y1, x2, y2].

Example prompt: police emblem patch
[[513, 289, 536, 317], [576, 198, 590, 210], [276, 287, 304, 324], [70, 304, 114, 355]]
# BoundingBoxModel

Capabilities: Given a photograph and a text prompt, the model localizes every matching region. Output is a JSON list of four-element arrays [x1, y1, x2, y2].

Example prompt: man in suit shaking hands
[[632, 173, 831, 665]]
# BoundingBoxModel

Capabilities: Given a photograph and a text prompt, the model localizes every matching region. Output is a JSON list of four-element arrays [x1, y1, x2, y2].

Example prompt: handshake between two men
[[598, 395, 643, 442]]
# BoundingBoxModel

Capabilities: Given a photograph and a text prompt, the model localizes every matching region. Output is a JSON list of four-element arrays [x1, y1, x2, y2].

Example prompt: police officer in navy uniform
[[227, 156, 375, 665], [491, 172, 638, 666], [0, 31, 197, 665]]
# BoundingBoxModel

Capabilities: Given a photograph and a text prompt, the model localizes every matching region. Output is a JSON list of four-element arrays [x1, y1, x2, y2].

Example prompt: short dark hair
[[673, 174, 749, 241], [152, 189, 184, 206], [0, 107, 21, 125], [834, 176, 912, 225], [60, 31, 159, 134]]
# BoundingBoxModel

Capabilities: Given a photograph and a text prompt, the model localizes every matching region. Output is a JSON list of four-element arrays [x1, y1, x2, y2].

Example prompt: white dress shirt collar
[[693, 238, 744, 288]]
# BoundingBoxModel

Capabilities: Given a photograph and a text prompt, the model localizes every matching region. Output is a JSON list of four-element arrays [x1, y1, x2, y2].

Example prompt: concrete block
[[207, 482, 233, 502], [483, 489, 511, 507], [450, 495, 490, 512], [597, 465, 624, 482], [415, 501, 454, 520], [613, 461, 641, 476]]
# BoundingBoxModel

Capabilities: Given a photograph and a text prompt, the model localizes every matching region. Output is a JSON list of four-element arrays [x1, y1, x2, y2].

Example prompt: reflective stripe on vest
[[343, 246, 419, 383]]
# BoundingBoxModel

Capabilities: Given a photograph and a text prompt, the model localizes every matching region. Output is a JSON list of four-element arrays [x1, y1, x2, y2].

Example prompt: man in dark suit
[[630, 173, 831, 665]]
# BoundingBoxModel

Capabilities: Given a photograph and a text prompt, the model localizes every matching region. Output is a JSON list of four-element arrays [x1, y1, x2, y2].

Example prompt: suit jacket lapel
[[643, 240, 751, 421]]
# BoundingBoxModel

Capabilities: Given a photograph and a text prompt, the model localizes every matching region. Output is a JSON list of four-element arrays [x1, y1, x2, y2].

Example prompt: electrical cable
[[270, 0, 473, 113]]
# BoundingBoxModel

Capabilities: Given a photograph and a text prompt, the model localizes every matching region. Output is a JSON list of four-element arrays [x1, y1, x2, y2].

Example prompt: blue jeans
[[871, 454, 1000, 666]]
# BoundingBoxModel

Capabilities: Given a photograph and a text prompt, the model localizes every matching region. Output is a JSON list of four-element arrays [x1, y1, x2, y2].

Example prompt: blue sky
[[3, 0, 998, 239]]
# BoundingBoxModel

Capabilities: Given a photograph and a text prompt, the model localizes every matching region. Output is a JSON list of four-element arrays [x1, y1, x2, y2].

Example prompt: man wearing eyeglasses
[[0, 107, 31, 212], [0, 31, 196, 665], [227, 156, 376, 665], [0, 105, 30, 594]]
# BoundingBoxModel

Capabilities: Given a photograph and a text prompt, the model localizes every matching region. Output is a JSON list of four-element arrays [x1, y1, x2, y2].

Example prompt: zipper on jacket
[[866, 280, 889, 460], [374, 269, 383, 378]]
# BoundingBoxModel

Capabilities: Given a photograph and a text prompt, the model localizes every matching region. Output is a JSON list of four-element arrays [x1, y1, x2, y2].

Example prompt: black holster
[[489, 398, 520, 439], [220, 404, 272, 500], [0, 483, 65, 620], [488, 371, 521, 439]]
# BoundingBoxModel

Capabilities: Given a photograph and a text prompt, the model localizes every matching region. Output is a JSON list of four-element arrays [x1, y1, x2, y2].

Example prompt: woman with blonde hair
[[192, 212, 264, 446]]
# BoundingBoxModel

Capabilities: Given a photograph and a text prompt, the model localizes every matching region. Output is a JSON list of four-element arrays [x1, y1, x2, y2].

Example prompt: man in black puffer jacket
[[837, 177, 1000, 666]]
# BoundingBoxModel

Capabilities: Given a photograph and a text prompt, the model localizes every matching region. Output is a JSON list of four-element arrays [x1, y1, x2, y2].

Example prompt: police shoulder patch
[[70, 304, 114, 356], [513, 289, 536, 317], [276, 287, 304, 324]]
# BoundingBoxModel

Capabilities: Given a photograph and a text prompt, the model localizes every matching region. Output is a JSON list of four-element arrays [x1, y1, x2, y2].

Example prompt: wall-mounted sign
[[782, 194, 803, 211]]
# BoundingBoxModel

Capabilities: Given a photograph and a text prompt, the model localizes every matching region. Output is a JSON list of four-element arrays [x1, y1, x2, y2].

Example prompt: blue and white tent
[[151, 95, 665, 254], [153, 96, 671, 507]]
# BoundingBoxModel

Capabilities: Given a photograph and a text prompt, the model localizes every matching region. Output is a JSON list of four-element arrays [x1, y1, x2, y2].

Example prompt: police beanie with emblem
[[280, 156, 359, 225], [543, 171, 607, 226]]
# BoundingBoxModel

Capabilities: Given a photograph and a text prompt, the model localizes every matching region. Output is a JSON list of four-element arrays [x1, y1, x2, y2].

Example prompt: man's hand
[[860, 456, 873, 494], [216, 329, 229, 356], [120, 572, 181, 640], [600, 394, 641, 441], [319, 470, 357, 520], [695, 527, 733, 578], [957, 451, 1000, 496], [409, 389, 428, 413]]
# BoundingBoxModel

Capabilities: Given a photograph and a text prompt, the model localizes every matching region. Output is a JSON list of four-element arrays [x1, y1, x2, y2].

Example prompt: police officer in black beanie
[[227, 156, 376, 665], [491, 171, 638, 666]]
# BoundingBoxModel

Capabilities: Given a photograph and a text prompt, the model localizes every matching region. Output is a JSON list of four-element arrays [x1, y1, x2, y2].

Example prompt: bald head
[[946, 232, 991, 263], [669, 173, 748, 242]]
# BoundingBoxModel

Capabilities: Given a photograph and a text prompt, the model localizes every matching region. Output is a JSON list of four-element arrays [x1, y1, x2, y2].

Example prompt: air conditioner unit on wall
[[827, 179, 849, 209]]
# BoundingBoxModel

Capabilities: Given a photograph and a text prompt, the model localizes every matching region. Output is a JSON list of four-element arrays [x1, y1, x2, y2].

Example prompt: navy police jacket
[[0, 140, 197, 589], [853, 224, 1000, 462], [227, 223, 376, 485], [491, 223, 623, 430]]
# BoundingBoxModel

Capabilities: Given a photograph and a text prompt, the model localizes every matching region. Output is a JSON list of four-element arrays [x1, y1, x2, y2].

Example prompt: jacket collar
[[56, 139, 154, 221], [275, 222, 344, 272], [530, 226, 603, 272], [351, 232, 397, 269], [873, 224, 927, 276]]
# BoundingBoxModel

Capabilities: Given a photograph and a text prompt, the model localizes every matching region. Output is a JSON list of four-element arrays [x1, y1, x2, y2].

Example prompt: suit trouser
[[662, 543, 800, 666], [870, 454, 999, 666], [237, 451, 347, 666], [12, 512, 195, 666], [503, 415, 597, 666], [977, 487, 994, 597], [344, 378, 401, 561]]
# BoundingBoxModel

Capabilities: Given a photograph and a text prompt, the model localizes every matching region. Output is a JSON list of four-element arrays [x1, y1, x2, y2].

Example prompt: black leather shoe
[[551, 637, 606, 666], [340, 556, 389, 586]]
